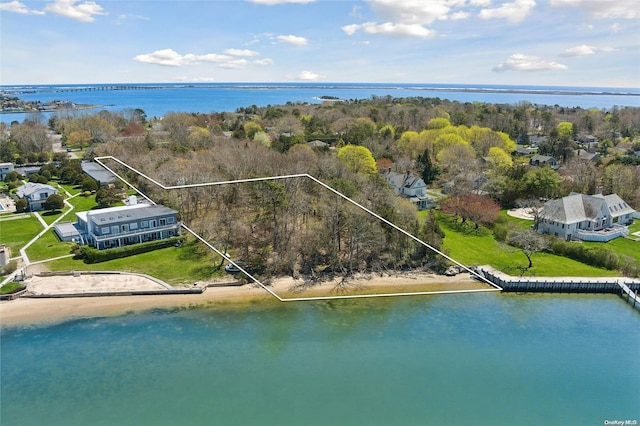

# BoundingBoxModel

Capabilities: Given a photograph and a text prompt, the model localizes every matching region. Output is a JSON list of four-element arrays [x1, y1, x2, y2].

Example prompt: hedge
[[78, 236, 186, 264], [550, 240, 620, 270]]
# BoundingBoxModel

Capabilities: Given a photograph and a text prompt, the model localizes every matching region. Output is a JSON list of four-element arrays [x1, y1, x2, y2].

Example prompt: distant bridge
[[50, 85, 162, 93]]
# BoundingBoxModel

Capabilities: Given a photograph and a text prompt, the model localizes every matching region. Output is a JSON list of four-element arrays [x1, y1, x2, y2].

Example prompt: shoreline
[[0, 272, 486, 328]]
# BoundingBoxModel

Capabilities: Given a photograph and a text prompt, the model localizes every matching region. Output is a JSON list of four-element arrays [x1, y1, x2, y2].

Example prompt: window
[[159, 218, 167, 226], [111, 225, 119, 235], [167, 217, 174, 224], [102, 227, 109, 235], [141, 220, 148, 228], [121, 224, 129, 232], [130, 222, 138, 230]]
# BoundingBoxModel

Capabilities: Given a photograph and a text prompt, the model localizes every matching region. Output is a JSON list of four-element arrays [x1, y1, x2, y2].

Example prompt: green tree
[[81, 178, 99, 192], [15, 198, 28, 213], [523, 167, 559, 199], [416, 148, 439, 185], [95, 187, 121, 208], [44, 193, 64, 212], [337, 145, 377, 175]]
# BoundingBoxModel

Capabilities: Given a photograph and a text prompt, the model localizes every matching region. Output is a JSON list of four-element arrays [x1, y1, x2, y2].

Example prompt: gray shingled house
[[384, 171, 435, 210], [537, 193, 636, 242], [73, 203, 181, 250]]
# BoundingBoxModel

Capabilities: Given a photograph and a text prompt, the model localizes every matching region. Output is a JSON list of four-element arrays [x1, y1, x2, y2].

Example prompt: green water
[[1, 293, 639, 426]]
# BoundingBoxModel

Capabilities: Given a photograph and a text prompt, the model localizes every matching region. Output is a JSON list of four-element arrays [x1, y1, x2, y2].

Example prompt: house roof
[[599, 194, 636, 218], [385, 171, 426, 190], [16, 182, 57, 198], [540, 193, 636, 224], [81, 161, 117, 183], [80, 203, 178, 226], [307, 140, 328, 148], [530, 154, 555, 163]]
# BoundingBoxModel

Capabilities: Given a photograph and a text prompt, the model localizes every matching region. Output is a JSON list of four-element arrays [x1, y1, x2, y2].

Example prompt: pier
[[479, 265, 640, 311]]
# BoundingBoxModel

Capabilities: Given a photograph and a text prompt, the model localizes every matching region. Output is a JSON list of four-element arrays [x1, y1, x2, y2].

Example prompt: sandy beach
[[0, 272, 489, 328]]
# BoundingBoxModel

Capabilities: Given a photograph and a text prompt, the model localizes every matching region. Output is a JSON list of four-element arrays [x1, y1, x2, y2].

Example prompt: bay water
[[2, 83, 639, 124], [2, 292, 638, 426]]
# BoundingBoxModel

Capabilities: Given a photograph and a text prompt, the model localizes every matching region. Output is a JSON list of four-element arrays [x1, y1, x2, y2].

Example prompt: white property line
[[94, 155, 503, 301]]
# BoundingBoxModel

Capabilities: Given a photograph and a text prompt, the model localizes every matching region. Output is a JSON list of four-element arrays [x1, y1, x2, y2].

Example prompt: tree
[[416, 148, 439, 185], [523, 167, 559, 199], [15, 198, 28, 213], [441, 194, 500, 229], [337, 145, 376, 175], [95, 187, 121, 208], [44, 193, 64, 212], [81, 178, 98, 192], [507, 228, 549, 270]]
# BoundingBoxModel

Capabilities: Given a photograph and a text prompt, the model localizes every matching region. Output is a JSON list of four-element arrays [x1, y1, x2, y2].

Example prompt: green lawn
[[0, 215, 44, 253], [583, 238, 639, 263], [67, 193, 99, 211], [438, 213, 620, 277], [44, 240, 226, 285], [25, 229, 75, 262]]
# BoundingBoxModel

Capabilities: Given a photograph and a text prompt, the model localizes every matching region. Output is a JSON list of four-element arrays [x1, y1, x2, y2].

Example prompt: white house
[[15, 182, 58, 211], [384, 171, 434, 210], [537, 192, 636, 242]]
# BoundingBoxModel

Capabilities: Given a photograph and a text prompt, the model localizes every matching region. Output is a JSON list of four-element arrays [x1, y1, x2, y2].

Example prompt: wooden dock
[[618, 281, 640, 309], [478, 266, 640, 311]]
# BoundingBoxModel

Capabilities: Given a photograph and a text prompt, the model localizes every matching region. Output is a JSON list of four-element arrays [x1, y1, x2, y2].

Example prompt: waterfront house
[[15, 182, 58, 211], [384, 171, 434, 210], [71, 203, 181, 250], [537, 192, 636, 242]]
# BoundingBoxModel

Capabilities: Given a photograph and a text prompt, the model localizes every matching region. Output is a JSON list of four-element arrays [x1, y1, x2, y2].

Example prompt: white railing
[[575, 225, 628, 242]]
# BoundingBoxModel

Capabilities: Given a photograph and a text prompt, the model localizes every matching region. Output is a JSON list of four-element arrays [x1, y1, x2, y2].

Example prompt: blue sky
[[1, 0, 638, 87]]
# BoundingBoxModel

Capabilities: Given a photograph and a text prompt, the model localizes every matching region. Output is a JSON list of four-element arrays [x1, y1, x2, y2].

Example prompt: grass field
[[43, 240, 226, 285], [25, 229, 75, 262], [0, 215, 44, 253], [437, 213, 621, 277]]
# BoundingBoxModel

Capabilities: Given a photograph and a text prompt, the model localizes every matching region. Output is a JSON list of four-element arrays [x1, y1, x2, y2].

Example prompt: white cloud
[[0, 0, 29, 13], [560, 45, 596, 56], [218, 59, 249, 69], [174, 76, 217, 83], [276, 34, 308, 46], [449, 11, 470, 20], [470, 0, 492, 6], [479, 0, 536, 23], [343, 22, 435, 38], [493, 53, 568, 72], [365, 0, 461, 25], [116, 14, 149, 24], [253, 58, 274, 65], [550, 0, 639, 19], [134, 48, 273, 69], [560, 45, 616, 56], [0, 0, 44, 14], [297, 70, 322, 81], [247, 0, 314, 4], [225, 49, 260, 57], [44, 0, 106, 22]]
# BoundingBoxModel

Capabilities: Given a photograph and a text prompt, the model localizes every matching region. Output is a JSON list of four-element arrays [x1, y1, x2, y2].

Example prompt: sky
[[0, 0, 638, 87]]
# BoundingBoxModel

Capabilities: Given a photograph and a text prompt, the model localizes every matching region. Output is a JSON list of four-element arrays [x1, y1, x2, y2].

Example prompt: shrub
[[1, 260, 18, 275], [78, 236, 186, 263], [550, 240, 621, 271]]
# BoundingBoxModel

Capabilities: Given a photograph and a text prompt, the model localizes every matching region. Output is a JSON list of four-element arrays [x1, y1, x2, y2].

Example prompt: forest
[[2, 96, 639, 278]]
